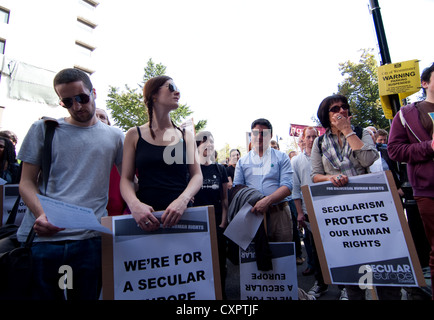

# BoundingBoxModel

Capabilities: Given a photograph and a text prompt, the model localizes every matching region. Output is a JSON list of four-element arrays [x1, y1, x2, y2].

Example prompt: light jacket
[[387, 102, 434, 197]]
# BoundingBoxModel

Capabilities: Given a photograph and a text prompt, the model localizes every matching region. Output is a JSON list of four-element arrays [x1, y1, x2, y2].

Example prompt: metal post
[[369, 0, 401, 116], [370, 4, 430, 283]]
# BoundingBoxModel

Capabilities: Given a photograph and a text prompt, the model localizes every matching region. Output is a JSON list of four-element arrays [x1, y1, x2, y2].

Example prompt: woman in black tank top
[[120, 76, 203, 230], [135, 125, 188, 211]]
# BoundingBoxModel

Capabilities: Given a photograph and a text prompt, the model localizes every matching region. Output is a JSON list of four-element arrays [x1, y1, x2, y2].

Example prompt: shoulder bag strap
[[42, 119, 58, 195], [24, 119, 58, 244], [5, 194, 21, 225]]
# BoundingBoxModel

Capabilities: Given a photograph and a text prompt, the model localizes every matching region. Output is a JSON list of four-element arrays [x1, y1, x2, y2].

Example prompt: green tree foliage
[[106, 58, 207, 132], [336, 48, 389, 130], [106, 85, 145, 130]]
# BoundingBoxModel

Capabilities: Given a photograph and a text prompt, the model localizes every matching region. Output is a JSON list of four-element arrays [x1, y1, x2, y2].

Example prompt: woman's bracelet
[[345, 131, 356, 139]]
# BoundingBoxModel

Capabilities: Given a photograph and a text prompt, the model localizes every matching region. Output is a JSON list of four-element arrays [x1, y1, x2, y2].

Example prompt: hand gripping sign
[[101, 206, 221, 300]]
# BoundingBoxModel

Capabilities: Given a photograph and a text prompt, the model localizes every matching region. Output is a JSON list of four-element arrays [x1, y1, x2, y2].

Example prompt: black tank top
[[135, 126, 189, 211]]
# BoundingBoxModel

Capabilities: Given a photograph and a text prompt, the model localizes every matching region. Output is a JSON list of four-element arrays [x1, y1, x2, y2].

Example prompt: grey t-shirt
[[17, 118, 124, 242]]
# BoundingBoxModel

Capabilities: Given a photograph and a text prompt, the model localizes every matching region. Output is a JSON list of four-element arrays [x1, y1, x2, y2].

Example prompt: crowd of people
[[3, 62, 434, 300]]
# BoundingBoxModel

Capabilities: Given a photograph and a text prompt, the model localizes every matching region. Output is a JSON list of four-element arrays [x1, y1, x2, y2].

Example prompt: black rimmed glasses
[[329, 104, 350, 113], [59, 91, 92, 109]]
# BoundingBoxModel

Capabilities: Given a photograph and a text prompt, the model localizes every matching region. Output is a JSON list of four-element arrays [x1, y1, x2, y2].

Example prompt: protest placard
[[1, 184, 27, 226], [101, 206, 221, 300], [302, 171, 425, 287], [240, 242, 298, 300]]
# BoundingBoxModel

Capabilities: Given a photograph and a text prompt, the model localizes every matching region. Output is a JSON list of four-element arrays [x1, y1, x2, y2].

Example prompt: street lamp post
[[369, 0, 401, 116]]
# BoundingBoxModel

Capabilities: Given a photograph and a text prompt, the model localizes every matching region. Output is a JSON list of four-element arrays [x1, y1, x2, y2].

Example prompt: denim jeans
[[30, 237, 102, 300]]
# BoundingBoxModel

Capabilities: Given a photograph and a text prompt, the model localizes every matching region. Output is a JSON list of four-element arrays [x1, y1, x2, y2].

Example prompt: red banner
[[289, 124, 326, 137]]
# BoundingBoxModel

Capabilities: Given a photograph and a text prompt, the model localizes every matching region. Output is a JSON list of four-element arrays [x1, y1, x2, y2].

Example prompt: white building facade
[[0, 0, 99, 151]]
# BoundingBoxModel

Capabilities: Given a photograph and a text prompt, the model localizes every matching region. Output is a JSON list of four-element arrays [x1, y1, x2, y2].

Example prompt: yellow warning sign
[[378, 59, 420, 119]]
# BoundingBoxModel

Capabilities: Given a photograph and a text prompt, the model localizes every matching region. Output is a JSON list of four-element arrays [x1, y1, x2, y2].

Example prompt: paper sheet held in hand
[[223, 202, 263, 250], [37, 194, 111, 234]]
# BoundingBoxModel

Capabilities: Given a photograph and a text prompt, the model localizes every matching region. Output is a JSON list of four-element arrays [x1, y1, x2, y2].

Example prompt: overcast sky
[[91, 0, 434, 151]]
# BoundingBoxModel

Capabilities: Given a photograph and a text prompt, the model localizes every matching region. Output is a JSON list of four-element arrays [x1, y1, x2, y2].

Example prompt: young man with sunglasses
[[17, 68, 124, 300], [233, 118, 293, 242]]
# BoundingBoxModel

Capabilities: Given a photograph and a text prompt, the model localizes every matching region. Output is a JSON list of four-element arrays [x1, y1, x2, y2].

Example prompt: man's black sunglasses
[[60, 92, 92, 109]]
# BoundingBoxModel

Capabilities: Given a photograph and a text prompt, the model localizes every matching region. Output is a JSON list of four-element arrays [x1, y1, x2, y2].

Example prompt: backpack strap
[[5, 193, 21, 225], [397, 103, 419, 129], [42, 118, 58, 195], [22, 118, 58, 243]]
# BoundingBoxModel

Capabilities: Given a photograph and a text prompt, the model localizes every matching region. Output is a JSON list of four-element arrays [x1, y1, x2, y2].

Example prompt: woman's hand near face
[[331, 114, 353, 135]]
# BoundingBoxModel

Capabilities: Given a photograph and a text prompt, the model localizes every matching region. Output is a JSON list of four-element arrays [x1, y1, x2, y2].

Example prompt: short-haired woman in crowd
[[310, 94, 402, 300]]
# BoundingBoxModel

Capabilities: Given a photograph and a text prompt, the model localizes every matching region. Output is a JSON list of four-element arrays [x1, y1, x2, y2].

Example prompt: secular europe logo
[[361, 264, 415, 285]]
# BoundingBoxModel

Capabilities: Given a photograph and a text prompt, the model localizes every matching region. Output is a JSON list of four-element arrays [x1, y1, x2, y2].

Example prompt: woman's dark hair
[[143, 75, 174, 139], [0, 137, 16, 163], [316, 94, 351, 129], [0, 137, 19, 183], [0, 130, 17, 145]]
